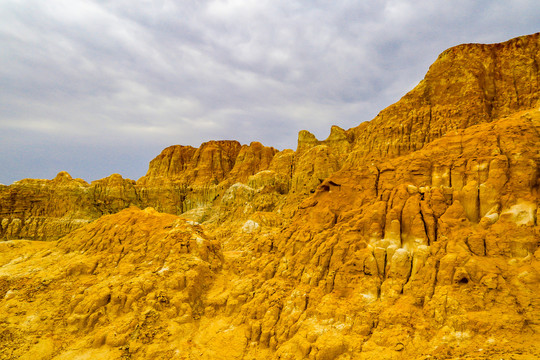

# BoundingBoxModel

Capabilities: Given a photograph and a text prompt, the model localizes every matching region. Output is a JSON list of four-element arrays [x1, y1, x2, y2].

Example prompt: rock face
[[347, 32, 540, 158], [0, 33, 539, 360], [137, 140, 279, 216], [247, 109, 539, 359], [0, 141, 279, 239], [0, 172, 138, 241]]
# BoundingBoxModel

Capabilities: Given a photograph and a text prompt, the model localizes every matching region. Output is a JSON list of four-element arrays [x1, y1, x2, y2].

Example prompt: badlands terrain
[[0, 33, 539, 359]]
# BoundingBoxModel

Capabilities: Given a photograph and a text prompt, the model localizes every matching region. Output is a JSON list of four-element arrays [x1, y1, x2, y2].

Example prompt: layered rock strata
[[0, 141, 280, 240], [0, 172, 138, 241], [234, 109, 539, 359]]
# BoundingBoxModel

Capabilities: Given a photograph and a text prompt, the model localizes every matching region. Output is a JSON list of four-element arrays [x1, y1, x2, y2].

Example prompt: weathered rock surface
[[241, 109, 539, 359], [0, 33, 539, 359], [0, 172, 138, 241], [0, 141, 280, 239], [347, 32, 540, 158], [0, 207, 222, 360]]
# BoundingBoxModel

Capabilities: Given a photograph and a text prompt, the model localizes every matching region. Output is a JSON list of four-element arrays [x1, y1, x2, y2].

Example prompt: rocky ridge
[[0, 33, 539, 359], [3, 34, 538, 241]]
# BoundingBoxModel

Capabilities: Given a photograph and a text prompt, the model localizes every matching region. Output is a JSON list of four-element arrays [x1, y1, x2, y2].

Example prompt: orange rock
[[347, 32, 540, 159], [0, 33, 539, 360], [227, 142, 278, 184], [136, 144, 196, 185]]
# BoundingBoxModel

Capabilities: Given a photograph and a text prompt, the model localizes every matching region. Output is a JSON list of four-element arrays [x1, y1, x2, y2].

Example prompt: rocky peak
[[296, 125, 352, 158], [296, 129, 320, 154], [226, 141, 278, 184], [347, 32, 540, 158], [53, 171, 73, 182], [137, 145, 197, 185], [187, 140, 242, 185]]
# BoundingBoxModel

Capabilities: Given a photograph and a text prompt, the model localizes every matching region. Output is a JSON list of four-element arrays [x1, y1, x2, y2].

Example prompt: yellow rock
[[0, 33, 540, 360]]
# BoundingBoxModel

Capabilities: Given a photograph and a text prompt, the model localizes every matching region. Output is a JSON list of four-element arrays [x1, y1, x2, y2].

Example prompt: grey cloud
[[0, 0, 539, 183]]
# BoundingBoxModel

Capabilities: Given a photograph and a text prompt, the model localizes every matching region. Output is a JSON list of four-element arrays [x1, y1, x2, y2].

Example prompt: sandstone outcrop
[[0, 141, 280, 239], [0, 207, 222, 359], [136, 145, 197, 185], [236, 109, 539, 359], [0, 172, 139, 241], [297, 125, 352, 158], [347, 32, 540, 158], [137, 140, 280, 218], [0, 32, 539, 360]]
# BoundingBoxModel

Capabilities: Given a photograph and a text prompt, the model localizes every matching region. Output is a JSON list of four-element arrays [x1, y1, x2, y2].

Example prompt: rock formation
[[0, 141, 279, 240], [0, 32, 539, 359], [0, 172, 135, 241], [346, 32, 540, 158], [0, 207, 222, 359]]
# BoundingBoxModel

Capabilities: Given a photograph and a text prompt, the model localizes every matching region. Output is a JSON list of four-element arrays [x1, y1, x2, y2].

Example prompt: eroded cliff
[[0, 33, 539, 360]]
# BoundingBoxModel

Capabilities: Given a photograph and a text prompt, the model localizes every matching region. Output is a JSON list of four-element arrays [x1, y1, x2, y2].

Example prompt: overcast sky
[[0, 1, 538, 184]]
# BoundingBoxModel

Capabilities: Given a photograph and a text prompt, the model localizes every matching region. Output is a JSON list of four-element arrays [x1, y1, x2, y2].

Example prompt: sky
[[0, 1, 539, 184]]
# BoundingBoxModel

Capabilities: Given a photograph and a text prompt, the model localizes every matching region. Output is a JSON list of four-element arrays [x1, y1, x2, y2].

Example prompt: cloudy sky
[[0, 1, 538, 184]]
